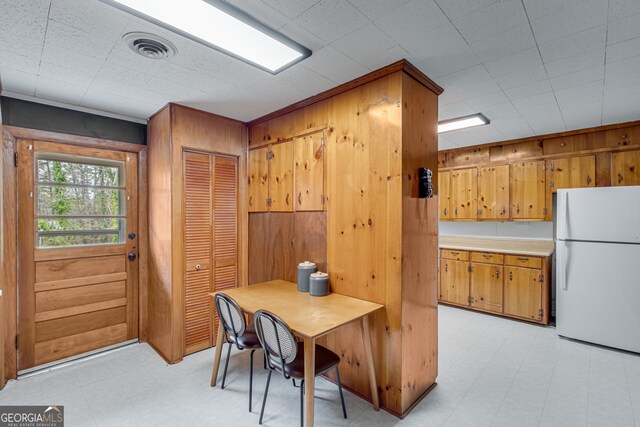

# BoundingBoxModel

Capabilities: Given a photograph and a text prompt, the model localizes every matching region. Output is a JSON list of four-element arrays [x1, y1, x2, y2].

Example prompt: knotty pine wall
[[248, 67, 441, 416]]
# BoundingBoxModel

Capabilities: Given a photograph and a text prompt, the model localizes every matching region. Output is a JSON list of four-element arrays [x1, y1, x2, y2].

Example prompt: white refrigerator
[[556, 186, 640, 353]]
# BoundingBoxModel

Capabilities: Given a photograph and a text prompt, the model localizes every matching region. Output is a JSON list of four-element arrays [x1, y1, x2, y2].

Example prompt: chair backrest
[[254, 310, 297, 374], [214, 294, 246, 340]]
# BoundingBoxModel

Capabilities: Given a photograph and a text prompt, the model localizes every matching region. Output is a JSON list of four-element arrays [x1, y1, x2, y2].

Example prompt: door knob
[[128, 252, 137, 261]]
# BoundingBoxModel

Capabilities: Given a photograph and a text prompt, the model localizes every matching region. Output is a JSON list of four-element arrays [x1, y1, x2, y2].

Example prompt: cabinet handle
[[509, 271, 513, 281], [444, 207, 447, 216], [586, 175, 592, 186], [445, 264, 448, 272], [500, 207, 506, 216], [517, 257, 529, 262], [450, 251, 459, 255], [454, 207, 458, 216], [482, 254, 492, 259], [195, 264, 201, 271], [496, 269, 500, 279], [286, 193, 290, 205], [298, 192, 302, 205]]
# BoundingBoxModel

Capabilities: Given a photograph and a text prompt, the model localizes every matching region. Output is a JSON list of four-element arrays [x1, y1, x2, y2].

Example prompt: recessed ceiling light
[[100, 0, 311, 74], [438, 113, 490, 133]]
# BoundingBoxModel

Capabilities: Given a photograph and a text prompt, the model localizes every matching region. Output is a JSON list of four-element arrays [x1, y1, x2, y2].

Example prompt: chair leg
[[221, 343, 232, 389], [259, 370, 272, 425], [249, 349, 256, 412], [263, 351, 267, 370], [335, 367, 347, 419], [300, 379, 305, 427]]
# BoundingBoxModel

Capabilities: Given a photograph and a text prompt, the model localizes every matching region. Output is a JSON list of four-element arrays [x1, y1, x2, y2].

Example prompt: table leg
[[210, 321, 226, 386], [304, 337, 315, 427], [361, 315, 380, 411]]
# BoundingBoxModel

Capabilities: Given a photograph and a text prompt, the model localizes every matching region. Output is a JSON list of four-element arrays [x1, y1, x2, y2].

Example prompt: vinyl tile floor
[[1, 305, 639, 426]]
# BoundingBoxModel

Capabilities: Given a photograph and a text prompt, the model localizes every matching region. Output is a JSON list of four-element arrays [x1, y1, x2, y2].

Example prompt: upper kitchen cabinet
[[547, 155, 595, 192], [439, 171, 451, 220], [248, 146, 270, 212], [293, 131, 325, 211], [511, 160, 546, 220], [477, 165, 509, 220], [451, 168, 477, 220], [612, 149, 640, 186]]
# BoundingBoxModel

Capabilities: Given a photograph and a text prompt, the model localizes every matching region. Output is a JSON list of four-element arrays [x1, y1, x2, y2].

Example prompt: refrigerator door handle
[[560, 241, 570, 290], [558, 191, 569, 239]]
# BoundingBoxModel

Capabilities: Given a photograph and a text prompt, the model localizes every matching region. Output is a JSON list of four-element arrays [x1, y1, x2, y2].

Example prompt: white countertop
[[439, 235, 555, 257]]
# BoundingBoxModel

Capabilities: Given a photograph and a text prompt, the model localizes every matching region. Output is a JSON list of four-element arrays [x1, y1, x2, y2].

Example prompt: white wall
[[439, 221, 553, 240]]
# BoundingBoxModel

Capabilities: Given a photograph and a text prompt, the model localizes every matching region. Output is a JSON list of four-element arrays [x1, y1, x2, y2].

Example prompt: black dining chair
[[253, 309, 347, 426], [213, 293, 263, 412]]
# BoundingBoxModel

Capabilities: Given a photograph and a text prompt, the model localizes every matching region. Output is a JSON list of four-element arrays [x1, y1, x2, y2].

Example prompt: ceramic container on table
[[297, 261, 317, 292], [309, 271, 329, 296]]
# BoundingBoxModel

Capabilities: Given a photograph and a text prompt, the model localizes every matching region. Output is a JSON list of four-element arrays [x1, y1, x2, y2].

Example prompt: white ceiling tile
[[549, 65, 604, 90], [452, 0, 528, 42], [44, 20, 116, 61], [482, 101, 523, 120], [529, 0, 608, 44], [434, 0, 500, 21], [331, 24, 396, 64], [512, 93, 558, 113], [50, 0, 129, 42], [261, 0, 319, 19], [294, 0, 368, 44], [544, 50, 604, 78], [347, 0, 412, 20], [439, 130, 482, 147], [503, 79, 553, 100], [602, 84, 640, 123], [277, 65, 336, 94], [298, 46, 368, 84], [466, 124, 505, 143], [521, 0, 579, 22], [40, 45, 105, 85], [225, 0, 290, 29], [526, 115, 566, 135], [374, 0, 451, 50], [607, 12, 640, 45], [356, 45, 409, 70], [490, 116, 533, 139], [438, 90, 463, 106], [439, 101, 476, 119], [469, 25, 536, 63], [435, 65, 493, 91], [604, 54, 640, 90], [82, 88, 161, 119], [450, 78, 501, 100], [606, 37, 640, 64], [437, 137, 460, 151], [608, 0, 640, 22], [0, 0, 49, 42], [554, 79, 603, 102], [278, 20, 325, 51], [415, 46, 481, 79], [0, 67, 38, 96], [36, 76, 87, 105], [213, 60, 271, 89], [465, 90, 510, 111], [483, 47, 543, 78], [539, 26, 606, 64], [0, 50, 41, 74], [495, 65, 548, 89]]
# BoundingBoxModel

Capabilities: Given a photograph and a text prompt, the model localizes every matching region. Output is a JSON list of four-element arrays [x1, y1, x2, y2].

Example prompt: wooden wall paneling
[[489, 140, 543, 163], [510, 160, 546, 220], [606, 127, 640, 148], [1, 126, 17, 383], [0, 290, 4, 389], [477, 165, 509, 220], [247, 213, 270, 284], [147, 106, 174, 362], [269, 141, 294, 212], [292, 212, 327, 274], [612, 149, 640, 186], [595, 151, 612, 187], [399, 73, 439, 413], [447, 146, 489, 167], [125, 152, 139, 341], [138, 148, 149, 342], [183, 152, 213, 355], [293, 131, 324, 211], [248, 146, 269, 212], [451, 168, 477, 220], [438, 171, 450, 220]]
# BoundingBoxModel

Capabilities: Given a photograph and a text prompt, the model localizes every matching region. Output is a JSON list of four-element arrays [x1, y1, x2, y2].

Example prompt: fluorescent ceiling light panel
[[438, 113, 490, 133], [101, 0, 311, 73]]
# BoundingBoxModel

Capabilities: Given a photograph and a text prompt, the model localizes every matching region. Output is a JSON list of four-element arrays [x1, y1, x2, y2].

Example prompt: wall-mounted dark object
[[418, 167, 433, 198]]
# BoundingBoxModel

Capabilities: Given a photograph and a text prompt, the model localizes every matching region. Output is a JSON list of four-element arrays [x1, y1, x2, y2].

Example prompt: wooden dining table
[[209, 280, 384, 426]]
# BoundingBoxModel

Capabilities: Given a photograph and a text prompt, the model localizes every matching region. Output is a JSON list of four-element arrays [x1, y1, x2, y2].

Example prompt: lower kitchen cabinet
[[439, 249, 550, 325]]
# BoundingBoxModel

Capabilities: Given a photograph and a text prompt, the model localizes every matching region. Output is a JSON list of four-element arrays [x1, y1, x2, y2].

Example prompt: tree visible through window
[[36, 154, 126, 248]]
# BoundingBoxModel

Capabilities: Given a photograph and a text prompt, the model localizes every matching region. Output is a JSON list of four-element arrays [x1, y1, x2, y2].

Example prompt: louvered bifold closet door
[[184, 152, 214, 355], [212, 156, 239, 344]]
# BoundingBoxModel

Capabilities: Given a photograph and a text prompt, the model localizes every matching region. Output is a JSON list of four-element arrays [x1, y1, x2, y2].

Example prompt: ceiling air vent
[[123, 32, 177, 59]]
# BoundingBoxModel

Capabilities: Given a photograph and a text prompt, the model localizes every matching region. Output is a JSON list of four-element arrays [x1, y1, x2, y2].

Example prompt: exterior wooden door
[[439, 171, 451, 220], [477, 165, 509, 220], [17, 140, 138, 371], [440, 260, 469, 306], [451, 168, 477, 220], [503, 266, 543, 321], [470, 263, 503, 313], [183, 151, 238, 355]]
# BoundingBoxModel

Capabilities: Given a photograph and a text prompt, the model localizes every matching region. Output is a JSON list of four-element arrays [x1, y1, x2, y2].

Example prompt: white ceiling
[[1, 0, 640, 149]]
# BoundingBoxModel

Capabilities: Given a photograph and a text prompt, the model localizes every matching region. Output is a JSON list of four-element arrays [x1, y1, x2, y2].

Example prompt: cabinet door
[[294, 132, 324, 211], [470, 263, 503, 314], [511, 160, 545, 220], [451, 168, 477, 220], [269, 141, 294, 212], [248, 146, 269, 212], [440, 260, 469, 306], [439, 171, 451, 220], [548, 155, 595, 192], [478, 165, 509, 220], [504, 266, 543, 321], [612, 149, 640, 186]]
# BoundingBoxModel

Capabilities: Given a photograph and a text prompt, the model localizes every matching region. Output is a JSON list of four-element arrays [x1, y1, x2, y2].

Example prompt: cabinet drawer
[[505, 255, 542, 269], [441, 249, 469, 261], [470, 252, 504, 265]]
